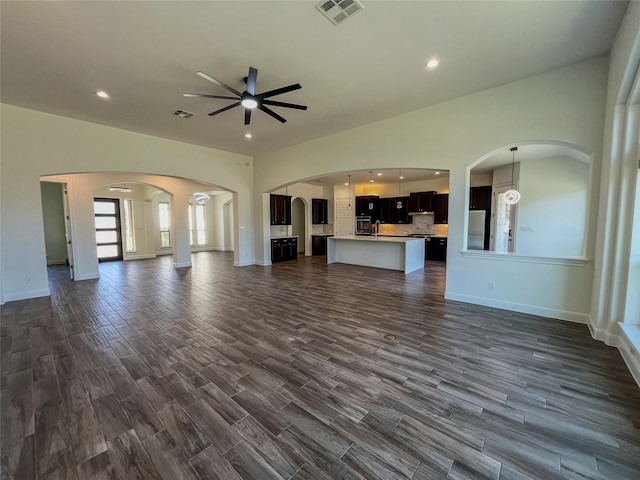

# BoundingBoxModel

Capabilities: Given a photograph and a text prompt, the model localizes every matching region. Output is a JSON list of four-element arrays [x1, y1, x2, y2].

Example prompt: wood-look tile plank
[[37, 447, 79, 480], [105, 366, 140, 400], [121, 392, 165, 441], [142, 430, 201, 480], [68, 405, 108, 464], [2, 254, 639, 480], [157, 403, 210, 458], [190, 445, 243, 480], [107, 429, 162, 480], [75, 450, 118, 480], [159, 372, 200, 408], [223, 440, 285, 480], [231, 388, 291, 436], [93, 393, 133, 440], [136, 375, 175, 412], [233, 415, 304, 478], [0, 434, 36, 480], [197, 382, 249, 425]]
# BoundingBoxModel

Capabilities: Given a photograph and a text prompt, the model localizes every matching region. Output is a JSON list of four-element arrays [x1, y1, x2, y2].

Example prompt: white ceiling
[[0, 1, 627, 157]]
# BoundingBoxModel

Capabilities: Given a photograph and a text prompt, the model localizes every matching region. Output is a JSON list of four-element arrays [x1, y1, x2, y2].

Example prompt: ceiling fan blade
[[208, 101, 241, 116], [196, 71, 243, 97], [244, 108, 252, 125], [262, 99, 308, 110], [259, 104, 287, 123], [246, 67, 258, 96], [258, 83, 302, 99], [183, 93, 239, 100]]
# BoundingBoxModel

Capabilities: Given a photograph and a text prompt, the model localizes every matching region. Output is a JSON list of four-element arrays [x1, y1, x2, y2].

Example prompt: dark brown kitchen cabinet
[[380, 197, 411, 224], [312, 198, 329, 225], [433, 193, 449, 224], [469, 186, 492, 210], [426, 237, 447, 262], [409, 191, 436, 212], [270, 194, 291, 225], [271, 237, 297, 262], [355, 195, 380, 219], [311, 234, 332, 256]]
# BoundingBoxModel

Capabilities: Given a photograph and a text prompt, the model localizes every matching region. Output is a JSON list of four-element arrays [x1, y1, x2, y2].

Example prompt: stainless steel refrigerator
[[468, 210, 486, 250]]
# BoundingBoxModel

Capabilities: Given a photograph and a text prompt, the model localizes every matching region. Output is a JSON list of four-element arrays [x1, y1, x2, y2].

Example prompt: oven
[[355, 216, 372, 235]]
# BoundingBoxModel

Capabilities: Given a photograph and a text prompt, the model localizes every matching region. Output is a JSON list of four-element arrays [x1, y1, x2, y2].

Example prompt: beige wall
[[253, 58, 609, 323]]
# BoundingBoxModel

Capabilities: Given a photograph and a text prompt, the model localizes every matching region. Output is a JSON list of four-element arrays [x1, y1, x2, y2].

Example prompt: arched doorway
[[292, 198, 306, 255]]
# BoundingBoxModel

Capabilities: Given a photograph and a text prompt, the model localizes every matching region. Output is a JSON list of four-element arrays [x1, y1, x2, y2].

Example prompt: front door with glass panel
[[94, 198, 123, 262]]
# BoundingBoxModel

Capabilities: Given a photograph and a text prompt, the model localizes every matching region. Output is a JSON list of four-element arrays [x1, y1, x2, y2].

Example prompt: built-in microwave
[[355, 216, 372, 235]]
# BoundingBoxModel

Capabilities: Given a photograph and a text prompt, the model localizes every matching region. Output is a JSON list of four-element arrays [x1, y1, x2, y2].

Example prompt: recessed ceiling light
[[425, 58, 439, 70], [435, 171, 440, 175], [377, 173, 383, 176], [244, 133, 252, 139], [369, 179, 374, 183], [399, 176, 404, 180], [344, 182, 349, 186], [96, 90, 110, 98]]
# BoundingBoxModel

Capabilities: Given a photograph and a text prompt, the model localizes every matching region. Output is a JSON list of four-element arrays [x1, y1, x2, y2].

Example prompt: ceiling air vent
[[174, 109, 195, 118], [316, 0, 364, 26]]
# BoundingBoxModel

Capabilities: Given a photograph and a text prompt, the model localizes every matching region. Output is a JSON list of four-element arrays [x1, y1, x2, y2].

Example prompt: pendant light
[[504, 147, 521, 205], [397, 169, 403, 209], [347, 174, 352, 208]]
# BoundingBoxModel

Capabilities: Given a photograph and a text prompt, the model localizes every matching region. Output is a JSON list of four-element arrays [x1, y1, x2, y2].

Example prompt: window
[[189, 203, 207, 246], [123, 198, 135, 253], [159, 202, 171, 248]]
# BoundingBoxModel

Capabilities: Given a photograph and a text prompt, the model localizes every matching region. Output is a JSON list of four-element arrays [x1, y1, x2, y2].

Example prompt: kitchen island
[[327, 235, 425, 274]]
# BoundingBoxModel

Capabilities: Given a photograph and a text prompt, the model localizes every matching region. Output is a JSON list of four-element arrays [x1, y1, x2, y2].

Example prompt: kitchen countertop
[[332, 235, 423, 243]]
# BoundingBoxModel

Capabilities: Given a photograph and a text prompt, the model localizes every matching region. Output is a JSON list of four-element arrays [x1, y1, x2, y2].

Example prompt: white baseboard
[[587, 323, 620, 347], [3, 288, 51, 302], [173, 261, 192, 268], [618, 324, 640, 388], [234, 260, 256, 267], [124, 254, 156, 261], [444, 292, 591, 324], [255, 259, 272, 266], [75, 272, 100, 281], [46, 259, 67, 266]]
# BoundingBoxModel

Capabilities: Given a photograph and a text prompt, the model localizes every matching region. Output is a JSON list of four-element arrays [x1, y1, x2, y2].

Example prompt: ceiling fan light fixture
[[241, 98, 258, 109]]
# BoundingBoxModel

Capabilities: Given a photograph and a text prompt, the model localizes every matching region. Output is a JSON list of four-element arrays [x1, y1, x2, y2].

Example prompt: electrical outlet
[[488, 281, 494, 290]]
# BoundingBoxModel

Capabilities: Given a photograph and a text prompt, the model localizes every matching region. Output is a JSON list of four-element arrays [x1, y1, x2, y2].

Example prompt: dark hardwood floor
[[2, 252, 639, 479]]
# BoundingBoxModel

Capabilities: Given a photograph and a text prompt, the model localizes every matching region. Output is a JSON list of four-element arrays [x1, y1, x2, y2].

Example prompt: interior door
[[63, 185, 74, 279], [94, 198, 123, 262]]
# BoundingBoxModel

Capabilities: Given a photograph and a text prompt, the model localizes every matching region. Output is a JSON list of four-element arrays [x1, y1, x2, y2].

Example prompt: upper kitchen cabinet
[[381, 197, 411, 224], [355, 195, 380, 219], [469, 186, 492, 210], [312, 198, 329, 225], [409, 191, 436, 213], [433, 193, 449, 224], [270, 194, 292, 225]]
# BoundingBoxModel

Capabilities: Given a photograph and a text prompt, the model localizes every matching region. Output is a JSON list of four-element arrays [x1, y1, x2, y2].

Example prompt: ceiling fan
[[183, 67, 307, 125]]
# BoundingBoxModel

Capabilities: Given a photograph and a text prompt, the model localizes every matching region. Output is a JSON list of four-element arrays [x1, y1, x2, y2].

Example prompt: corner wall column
[[172, 192, 192, 268]]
